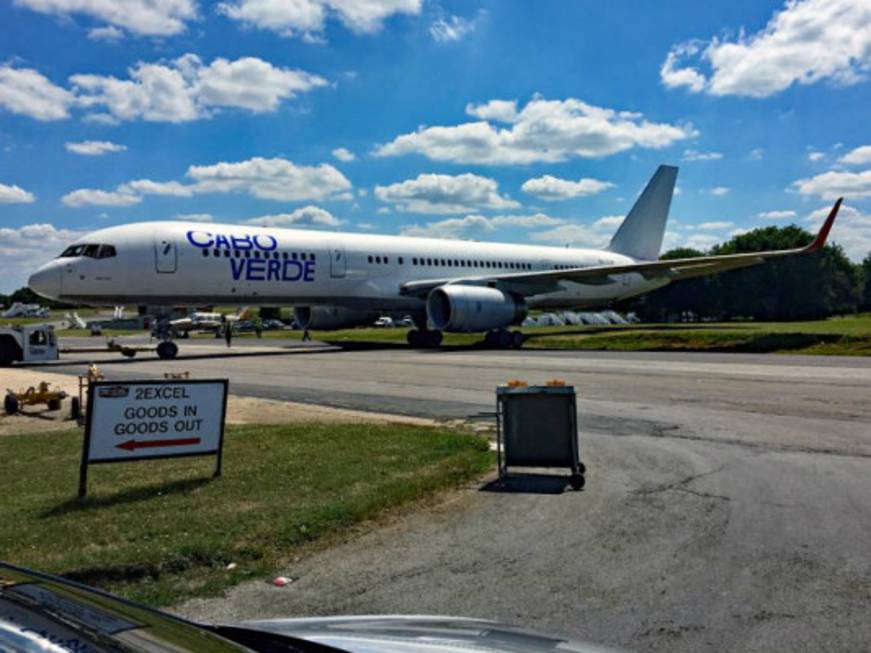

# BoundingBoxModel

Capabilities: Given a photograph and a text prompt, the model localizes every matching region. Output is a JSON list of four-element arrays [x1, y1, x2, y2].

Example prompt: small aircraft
[[168, 308, 250, 338], [2, 302, 49, 318], [28, 165, 842, 359]]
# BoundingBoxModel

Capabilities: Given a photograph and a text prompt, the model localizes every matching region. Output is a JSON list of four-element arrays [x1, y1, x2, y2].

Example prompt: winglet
[[804, 197, 842, 253]]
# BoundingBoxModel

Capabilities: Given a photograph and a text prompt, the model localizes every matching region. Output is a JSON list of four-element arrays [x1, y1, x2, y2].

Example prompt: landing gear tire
[[407, 330, 423, 347], [0, 339, 19, 366], [156, 341, 179, 360], [484, 329, 521, 349], [511, 331, 524, 349], [570, 473, 585, 491]]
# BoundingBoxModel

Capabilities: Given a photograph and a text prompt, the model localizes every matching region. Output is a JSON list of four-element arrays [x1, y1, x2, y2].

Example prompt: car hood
[[236, 615, 625, 653]]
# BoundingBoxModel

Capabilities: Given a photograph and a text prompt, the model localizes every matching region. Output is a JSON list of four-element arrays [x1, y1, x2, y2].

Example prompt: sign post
[[79, 379, 228, 499]]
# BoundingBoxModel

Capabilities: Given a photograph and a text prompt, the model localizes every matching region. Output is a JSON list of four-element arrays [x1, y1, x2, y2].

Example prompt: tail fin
[[608, 165, 678, 261]]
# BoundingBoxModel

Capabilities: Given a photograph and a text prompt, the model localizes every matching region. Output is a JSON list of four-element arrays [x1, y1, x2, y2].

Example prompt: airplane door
[[155, 237, 177, 273], [330, 246, 346, 278]]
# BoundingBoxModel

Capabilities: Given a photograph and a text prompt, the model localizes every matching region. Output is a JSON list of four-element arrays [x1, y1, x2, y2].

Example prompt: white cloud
[[429, 12, 480, 43], [0, 65, 74, 121], [748, 147, 764, 160], [61, 188, 140, 207], [332, 147, 355, 162], [70, 54, 326, 122], [594, 215, 624, 228], [218, 0, 421, 39], [374, 96, 696, 164], [682, 149, 722, 161], [758, 209, 797, 220], [0, 182, 35, 203], [188, 157, 351, 201], [401, 212, 562, 239], [375, 173, 519, 214], [684, 233, 722, 250], [807, 203, 871, 260], [660, 0, 871, 98], [175, 212, 213, 222], [0, 223, 84, 292], [376, 206, 391, 214], [521, 175, 614, 201], [697, 220, 734, 230], [530, 223, 611, 248], [71, 157, 352, 207], [87, 25, 124, 41], [13, 0, 197, 36], [808, 151, 825, 162], [792, 168, 871, 199], [65, 140, 126, 155], [119, 179, 194, 196], [839, 145, 871, 165], [709, 186, 730, 196], [246, 205, 343, 228]]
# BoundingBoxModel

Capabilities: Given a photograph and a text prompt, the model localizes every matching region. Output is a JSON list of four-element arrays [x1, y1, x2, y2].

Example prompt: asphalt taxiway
[[37, 337, 871, 651]]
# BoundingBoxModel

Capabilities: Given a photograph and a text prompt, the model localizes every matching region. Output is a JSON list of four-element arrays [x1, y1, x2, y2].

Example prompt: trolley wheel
[[570, 473, 585, 491], [4, 394, 19, 415], [70, 396, 81, 421], [47, 398, 62, 411], [156, 341, 179, 360], [122, 348, 137, 358]]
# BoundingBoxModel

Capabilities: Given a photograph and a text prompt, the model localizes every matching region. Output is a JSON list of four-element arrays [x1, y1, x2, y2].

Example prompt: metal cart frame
[[496, 384, 585, 490]]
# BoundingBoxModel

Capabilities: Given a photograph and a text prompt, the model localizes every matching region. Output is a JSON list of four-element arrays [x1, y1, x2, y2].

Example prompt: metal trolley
[[496, 383, 586, 490]]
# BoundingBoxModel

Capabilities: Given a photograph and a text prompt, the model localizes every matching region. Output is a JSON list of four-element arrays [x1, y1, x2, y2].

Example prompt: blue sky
[[1, 0, 870, 292]]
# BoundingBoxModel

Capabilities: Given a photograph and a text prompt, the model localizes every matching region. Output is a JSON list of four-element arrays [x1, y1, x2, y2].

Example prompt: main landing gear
[[152, 313, 179, 360], [406, 329, 443, 348], [483, 329, 524, 349]]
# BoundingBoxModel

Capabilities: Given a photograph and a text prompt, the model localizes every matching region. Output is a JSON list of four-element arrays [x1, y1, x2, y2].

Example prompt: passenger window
[[213, 249, 220, 257], [202, 249, 209, 257], [399, 257, 403, 264], [376, 256, 382, 263], [310, 253, 316, 261], [282, 252, 288, 260], [301, 253, 307, 261], [384, 257, 389, 264], [292, 252, 298, 260], [236, 251, 241, 258], [244, 250, 251, 258], [368, 255, 373, 263], [224, 250, 231, 258]]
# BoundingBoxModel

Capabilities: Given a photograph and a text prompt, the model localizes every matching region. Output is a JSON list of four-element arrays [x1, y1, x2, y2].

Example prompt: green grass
[[0, 423, 492, 606], [221, 313, 871, 356]]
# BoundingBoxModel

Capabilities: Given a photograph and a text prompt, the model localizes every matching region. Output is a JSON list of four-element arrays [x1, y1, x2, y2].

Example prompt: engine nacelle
[[294, 306, 379, 330], [426, 285, 526, 332]]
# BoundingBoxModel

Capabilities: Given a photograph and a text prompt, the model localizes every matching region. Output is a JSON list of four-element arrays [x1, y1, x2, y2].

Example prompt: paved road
[[39, 338, 871, 651]]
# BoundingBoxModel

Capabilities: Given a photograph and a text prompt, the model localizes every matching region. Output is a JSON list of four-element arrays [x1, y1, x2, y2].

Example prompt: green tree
[[861, 253, 871, 311], [631, 226, 860, 321]]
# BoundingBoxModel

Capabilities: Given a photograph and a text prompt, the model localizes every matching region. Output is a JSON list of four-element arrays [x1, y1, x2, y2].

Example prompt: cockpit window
[[59, 244, 86, 258], [58, 244, 117, 259]]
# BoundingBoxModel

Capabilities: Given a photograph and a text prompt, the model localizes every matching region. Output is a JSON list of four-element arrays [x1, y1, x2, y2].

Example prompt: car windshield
[[0, 563, 351, 653]]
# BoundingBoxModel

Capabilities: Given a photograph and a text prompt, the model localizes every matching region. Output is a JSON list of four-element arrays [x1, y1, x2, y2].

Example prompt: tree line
[[626, 225, 871, 321]]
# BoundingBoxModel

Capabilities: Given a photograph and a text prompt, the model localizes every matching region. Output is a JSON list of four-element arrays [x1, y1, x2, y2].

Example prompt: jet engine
[[426, 285, 526, 332], [294, 306, 380, 330]]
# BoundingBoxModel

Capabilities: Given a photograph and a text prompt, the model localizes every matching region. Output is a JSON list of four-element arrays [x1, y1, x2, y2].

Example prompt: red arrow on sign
[[116, 437, 201, 451]]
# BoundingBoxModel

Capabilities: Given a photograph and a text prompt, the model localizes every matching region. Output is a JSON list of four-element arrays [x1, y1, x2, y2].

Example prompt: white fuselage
[[28, 221, 669, 313]]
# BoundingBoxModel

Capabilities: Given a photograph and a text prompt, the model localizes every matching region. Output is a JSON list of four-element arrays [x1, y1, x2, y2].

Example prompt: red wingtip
[[805, 197, 842, 253]]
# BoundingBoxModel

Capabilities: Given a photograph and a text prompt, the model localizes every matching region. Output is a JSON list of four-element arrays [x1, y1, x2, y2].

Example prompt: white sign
[[85, 380, 227, 463]]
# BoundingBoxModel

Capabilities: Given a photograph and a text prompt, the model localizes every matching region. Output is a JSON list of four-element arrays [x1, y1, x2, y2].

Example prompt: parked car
[[373, 316, 394, 328]]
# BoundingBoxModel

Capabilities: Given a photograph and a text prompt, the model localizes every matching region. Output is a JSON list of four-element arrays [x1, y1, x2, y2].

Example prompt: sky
[[1, 0, 871, 293]]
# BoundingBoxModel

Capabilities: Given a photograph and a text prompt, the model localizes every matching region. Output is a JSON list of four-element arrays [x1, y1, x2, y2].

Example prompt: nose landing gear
[[156, 341, 179, 360]]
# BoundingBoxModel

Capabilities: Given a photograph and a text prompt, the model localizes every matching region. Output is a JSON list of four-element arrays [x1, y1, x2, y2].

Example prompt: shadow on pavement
[[479, 473, 578, 495]]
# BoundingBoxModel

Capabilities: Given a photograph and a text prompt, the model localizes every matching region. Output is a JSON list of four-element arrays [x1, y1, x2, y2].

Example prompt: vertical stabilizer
[[608, 165, 678, 261]]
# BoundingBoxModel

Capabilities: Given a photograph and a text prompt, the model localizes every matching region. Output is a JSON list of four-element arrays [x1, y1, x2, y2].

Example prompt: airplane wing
[[400, 199, 842, 297]]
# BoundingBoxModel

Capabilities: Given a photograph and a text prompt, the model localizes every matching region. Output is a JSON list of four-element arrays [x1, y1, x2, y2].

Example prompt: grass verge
[[0, 423, 492, 606], [234, 314, 871, 356]]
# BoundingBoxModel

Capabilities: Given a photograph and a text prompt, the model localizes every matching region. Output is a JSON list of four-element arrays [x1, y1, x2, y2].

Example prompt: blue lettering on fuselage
[[187, 230, 277, 251], [229, 258, 314, 283]]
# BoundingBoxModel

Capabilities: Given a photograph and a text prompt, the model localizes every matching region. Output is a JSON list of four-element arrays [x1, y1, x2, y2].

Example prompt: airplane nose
[[28, 264, 62, 300]]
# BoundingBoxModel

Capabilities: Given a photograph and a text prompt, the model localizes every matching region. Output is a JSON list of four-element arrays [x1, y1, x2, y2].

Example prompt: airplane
[[27, 165, 842, 360], [168, 308, 250, 338], [2, 302, 49, 318]]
